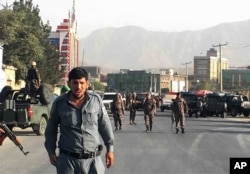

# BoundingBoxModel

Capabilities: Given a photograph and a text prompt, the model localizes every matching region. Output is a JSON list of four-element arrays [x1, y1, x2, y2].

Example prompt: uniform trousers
[[113, 112, 122, 129], [145, 113, 154, 129], [56, 153, 105, 174], [175, 112, 185, 129], [130, 110, 136, 122]]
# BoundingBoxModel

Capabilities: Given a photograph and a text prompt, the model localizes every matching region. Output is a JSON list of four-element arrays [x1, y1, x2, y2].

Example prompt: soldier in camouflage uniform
[[172, 92, 188, 134], [129, 92, 137, 125], [143, 92, 156, 132], [112, 93, 125, 130]]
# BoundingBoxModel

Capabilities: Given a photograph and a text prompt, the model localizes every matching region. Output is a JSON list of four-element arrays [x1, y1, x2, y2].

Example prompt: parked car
[[203, 92, 227, 118], [160, 92, 177, 112], [224, 93, 250, 117], [135, 93, 147, 110], [181, 92, 203, 117]]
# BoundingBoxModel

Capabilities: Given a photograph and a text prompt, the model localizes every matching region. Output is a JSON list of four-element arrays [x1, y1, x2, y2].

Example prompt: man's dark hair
[[68, 67, 89, 81]]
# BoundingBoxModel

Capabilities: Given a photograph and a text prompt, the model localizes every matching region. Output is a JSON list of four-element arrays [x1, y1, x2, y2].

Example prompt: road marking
[[188, 133, 204, 155], [236, 134, 250, 150]]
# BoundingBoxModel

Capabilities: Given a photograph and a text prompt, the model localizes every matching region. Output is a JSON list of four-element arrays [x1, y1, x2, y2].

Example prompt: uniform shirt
[[173, 98, 188, 114], [143, 98, 155, 115], [44, 91, 114, 155], [112, 99, 124, 116], [129, 98, 137, 112]]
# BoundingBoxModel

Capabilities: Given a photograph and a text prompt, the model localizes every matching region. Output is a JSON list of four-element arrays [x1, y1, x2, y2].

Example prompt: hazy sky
[[3, 0, 250, 39]]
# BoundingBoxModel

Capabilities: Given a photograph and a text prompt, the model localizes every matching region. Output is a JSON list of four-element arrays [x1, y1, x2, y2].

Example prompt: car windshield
[[163, 94, 176, 100], [136, 94, 147, 100], [103, 94, 116, 100]]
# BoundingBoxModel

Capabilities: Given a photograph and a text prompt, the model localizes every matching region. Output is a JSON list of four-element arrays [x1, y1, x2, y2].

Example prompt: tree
[[0, 0, 63, 84], [91, 81, 105, 91]]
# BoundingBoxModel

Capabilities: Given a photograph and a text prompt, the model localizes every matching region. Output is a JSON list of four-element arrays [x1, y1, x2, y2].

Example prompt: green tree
[[91, 81, 105, 91], [196, 81, 217, 91], [0, 0, 63, 84]]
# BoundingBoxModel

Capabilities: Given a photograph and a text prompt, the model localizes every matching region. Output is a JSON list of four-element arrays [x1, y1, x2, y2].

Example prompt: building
[[107, 69, 185, 94], [223, 68, 250, 90], [194, 48, 228, 86], [49, 0, 79, 84]]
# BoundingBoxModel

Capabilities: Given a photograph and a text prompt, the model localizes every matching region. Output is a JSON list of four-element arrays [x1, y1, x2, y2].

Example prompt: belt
[[60, 149, 101, 159]]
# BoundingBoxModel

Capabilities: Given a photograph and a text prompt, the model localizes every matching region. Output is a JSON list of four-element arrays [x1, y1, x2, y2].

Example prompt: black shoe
[[115, 127, 118, 131], [181, 128, 185, 134], [146, 126, 149, 132], [176, 128, 179, 134], [119, 126, 122, 130], [150, 127, 152, 131]]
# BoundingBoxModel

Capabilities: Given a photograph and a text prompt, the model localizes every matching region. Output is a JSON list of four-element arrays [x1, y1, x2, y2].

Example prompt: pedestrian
[[129, 92, 137, 125], [44, 67, 115, 174], [112, 93, 125, 131], [143, 92, 156, 132], [26, 61, 41, 102], [172, 92, 188, 134]]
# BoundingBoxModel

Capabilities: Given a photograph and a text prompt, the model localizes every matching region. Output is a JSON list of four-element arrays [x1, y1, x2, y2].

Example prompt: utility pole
[[182, 61, 192, 92], [213, 42, 228, 92]]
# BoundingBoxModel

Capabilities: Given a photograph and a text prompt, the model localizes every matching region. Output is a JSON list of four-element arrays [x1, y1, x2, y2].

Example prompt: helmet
[[31, 61, 37, 66]]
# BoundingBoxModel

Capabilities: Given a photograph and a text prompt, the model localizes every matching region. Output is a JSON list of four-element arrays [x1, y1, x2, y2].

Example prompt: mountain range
[[79, 19, 250, 74]]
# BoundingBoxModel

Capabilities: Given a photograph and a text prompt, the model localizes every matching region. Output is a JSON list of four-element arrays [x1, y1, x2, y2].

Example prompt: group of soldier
[[111, 91, 188, 133]]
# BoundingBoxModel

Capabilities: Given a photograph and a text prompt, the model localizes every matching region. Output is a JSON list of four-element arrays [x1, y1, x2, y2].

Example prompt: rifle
[[0, 122, 29, 156]]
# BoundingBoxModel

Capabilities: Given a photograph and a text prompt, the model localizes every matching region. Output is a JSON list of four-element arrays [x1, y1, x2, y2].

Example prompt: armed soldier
[[143, 92, 156, 132], [26, 61, 41, 102], [129, 92, 137, 125], [172, 92, 188, 134], [112, 93, 125, 130]]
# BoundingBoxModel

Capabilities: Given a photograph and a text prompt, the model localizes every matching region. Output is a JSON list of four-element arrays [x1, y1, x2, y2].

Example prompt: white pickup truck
[[160, 93, 177, 112]]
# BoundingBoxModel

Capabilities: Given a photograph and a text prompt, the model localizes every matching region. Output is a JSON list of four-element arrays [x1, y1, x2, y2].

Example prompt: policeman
[[143, 92, 156, 132], [26, 61, 41, 102], [44, 67, 114, 174], [172, 92, 188, 134]]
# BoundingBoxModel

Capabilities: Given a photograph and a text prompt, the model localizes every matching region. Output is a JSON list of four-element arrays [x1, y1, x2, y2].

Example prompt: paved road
[[0, 109, 250, 174]]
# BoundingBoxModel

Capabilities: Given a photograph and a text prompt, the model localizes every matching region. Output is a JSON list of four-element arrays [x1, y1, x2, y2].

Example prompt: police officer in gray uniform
[[44, 67, 115, 174]]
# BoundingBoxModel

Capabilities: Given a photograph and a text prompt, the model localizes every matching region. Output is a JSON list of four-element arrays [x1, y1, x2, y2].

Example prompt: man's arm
[[0, 128, 6, 146]]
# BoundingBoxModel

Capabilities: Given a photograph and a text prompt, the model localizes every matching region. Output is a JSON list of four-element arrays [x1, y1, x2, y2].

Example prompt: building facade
[[194, 48, 228, 85], [223, 68, 250, 90], [107, 69, 185, 94], [49, 0, 79, 83]]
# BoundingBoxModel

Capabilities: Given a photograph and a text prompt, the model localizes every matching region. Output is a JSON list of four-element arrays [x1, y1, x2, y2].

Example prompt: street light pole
[[213, 42, 228, 92], [182, 61, 192, 92]]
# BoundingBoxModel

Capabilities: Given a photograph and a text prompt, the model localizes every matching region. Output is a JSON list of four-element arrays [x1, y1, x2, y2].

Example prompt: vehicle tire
[[32, 116, 47, 136], [189, 113, 192, 117], [38, 84, 52, 105], [221, 112, 225, 118], [243, 110, 250, 117], [195, 112, 199, 118], [231, 109, 237, 117], [0, 86, 12, 102]]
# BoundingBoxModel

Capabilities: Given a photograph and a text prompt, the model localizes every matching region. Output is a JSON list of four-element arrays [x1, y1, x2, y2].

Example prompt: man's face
[[68, 78, 89, 99]]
